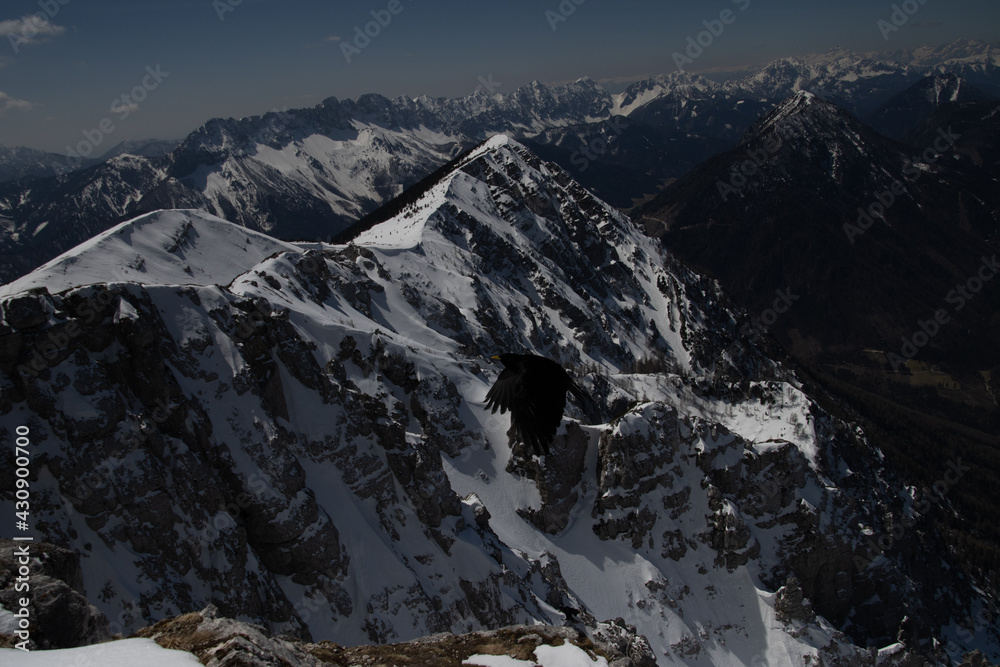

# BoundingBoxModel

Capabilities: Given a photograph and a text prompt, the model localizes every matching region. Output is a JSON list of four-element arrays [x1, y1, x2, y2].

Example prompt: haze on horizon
[[1, 0, 999, 154]]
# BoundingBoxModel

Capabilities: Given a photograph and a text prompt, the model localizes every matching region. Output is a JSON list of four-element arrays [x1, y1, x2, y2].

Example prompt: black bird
[[484, 353, 593, 456]]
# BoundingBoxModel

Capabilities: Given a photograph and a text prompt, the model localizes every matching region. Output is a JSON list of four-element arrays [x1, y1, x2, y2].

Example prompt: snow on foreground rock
[[0, 136, 993, 665], [0, 638, 201, 666], [0, 606, 642, 666], [464, 643, 609, 667]]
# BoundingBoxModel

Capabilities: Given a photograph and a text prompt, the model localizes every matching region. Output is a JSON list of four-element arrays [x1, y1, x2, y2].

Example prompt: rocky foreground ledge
[[133, 606, 655, 666], [0, 539, 656, 665], [1, 599, 655, 667], [3, 544, 997, 667], [4, 602, 998, 667]]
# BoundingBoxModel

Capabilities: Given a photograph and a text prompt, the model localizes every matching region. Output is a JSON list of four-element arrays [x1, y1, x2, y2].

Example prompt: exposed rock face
[[1, 284, 340, 638], [0, 138, 996, 665], [959, 650, 1000, 667], [132, 605, 656, 667], [593, 618, 658, 667], [136, 605, 326, 667], [0, 539, 111, 649], [509, 421, 592, 535], [582, 378, 989, 656], [774, 575, 815, 624]]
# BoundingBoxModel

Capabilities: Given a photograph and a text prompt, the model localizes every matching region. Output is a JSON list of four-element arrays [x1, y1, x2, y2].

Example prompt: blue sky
[[1, 0, 998, 153]]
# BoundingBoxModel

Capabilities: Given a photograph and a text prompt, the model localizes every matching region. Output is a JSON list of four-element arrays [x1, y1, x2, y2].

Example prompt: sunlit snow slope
[[1, 136, 994, 665], [0, 209, 298, 298]]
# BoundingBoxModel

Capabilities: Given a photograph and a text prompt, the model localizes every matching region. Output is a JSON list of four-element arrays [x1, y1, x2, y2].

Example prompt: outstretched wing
[[485, 366, 522, 415], [485, 360, 567, 455]]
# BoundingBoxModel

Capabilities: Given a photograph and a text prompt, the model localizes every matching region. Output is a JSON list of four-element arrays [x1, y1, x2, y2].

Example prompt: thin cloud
[[1, 15, 66, 50], [326, 35, 342, 42], [0, 91, 34, 114], [110, 100, 140, 116]]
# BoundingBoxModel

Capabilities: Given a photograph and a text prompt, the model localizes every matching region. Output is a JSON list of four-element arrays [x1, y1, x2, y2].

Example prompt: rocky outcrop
[[774, 575, 815, 624], [0, 539, 111, 649], [585, 384, 985, 655], [509, 421, 592, 535], [0, 286, 338, 637], [132, 605, 656, 667], [135, 605, 326, 667], [959, 650, 1000, 667]]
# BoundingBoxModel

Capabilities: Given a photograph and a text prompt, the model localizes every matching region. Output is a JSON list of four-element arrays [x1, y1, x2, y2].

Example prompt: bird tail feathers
[[568, 379, 594, 408]]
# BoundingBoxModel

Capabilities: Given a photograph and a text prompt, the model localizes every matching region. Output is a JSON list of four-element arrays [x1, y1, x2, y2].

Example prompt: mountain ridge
[[3, 39, 999, 285], [1, 136, 996, 664]]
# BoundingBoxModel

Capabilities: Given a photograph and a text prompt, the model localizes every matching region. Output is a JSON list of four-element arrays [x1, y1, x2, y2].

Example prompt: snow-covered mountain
[[123, 77, 614, 239], [0, 78, 615, 286], [1, 136, 995, 664], [635, 89, 1000, 354], [718, 39, 1000, 115], [0, 209, 300, 298], [611, 39, 1000, 123], [2, 40, 999, 287]]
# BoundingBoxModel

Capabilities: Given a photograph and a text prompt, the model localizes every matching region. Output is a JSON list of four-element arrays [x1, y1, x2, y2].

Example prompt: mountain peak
[[354, 133, 596, 252], [738, 90, 852, 150], [356, 134, 714, 371]]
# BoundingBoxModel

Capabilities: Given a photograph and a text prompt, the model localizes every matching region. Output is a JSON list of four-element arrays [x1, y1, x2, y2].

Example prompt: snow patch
[[464, 643, 609, 667], [0, 639, 201, 666]]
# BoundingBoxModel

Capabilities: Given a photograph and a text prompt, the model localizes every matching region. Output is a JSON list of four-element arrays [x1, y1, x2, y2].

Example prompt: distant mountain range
[[1, 39, 998, 286], [0, 138, 178, 184]]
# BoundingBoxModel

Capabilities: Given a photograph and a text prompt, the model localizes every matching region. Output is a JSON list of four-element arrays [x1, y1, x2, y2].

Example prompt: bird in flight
[[484, 353, 593, 456]]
